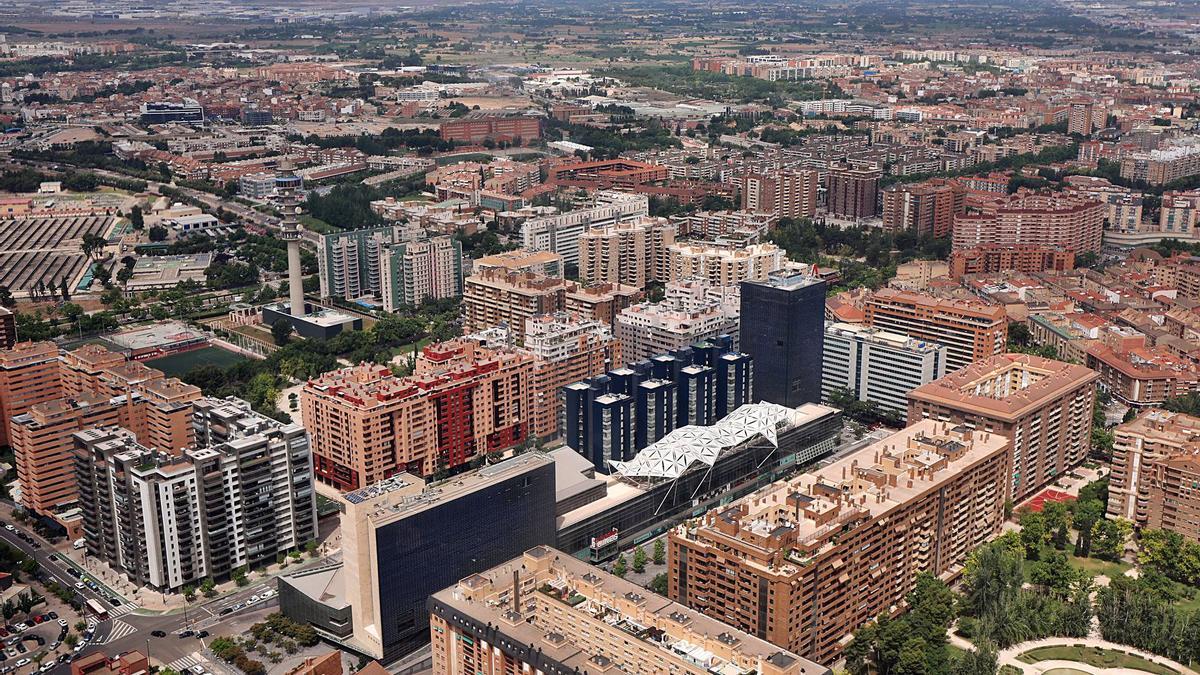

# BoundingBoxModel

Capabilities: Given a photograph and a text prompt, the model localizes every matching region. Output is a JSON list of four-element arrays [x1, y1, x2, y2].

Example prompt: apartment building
[[0, 341, 63, 446], [666, 242, 786, 286], [438, 114, 542, 145], [952, 192, 1105, 255], [827, 162, 882, 219], [673, 210, 777, 241], [1121, 141, 1200, 186], [668, 421, 1010, 664], [1107, 410, 1200, 539], [564, 282, 643, 328], [1086, 336, 1200, 407], [880, 179, 965, 237], [822, 322, 948, 415], [578, 217, 676, 289], [1159, 191, 1200, 239], [301, 340, 534, 490], [907, 353, 1098, 503], [521, 313, 619, 440], [473, 249, 563, 277], [429, 545, 827, 675], [379, 236, 464, 313], [60, 344, 125, 397], [462, 269, 571, 341], [949, 245, 1075, 279], [738, 170, 820, 220], [615, 281, 740, 363], [318, 226, 397, 301], [521, 192, 649, 269], [74, 398, 317, 592], [564, 336, 751, 472], [864, 288, 1008, 371]]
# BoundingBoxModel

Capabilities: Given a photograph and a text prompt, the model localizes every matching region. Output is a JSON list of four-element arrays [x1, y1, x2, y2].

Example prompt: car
[[150, 631, 166, 638], [248, 595, 260, 604], [217, 608, 232, 616], [73, 646, 83, 654], [0, 630, 6, 639], [260, 589, 274, 599], [104, 597, 118, 608], [48, 642, 59, 651], [177, 630, 194, 639], [21, 622, 33, 629], [73, 583, 83, 590], [46, 555, 57, 564], [195, 631, 208, 639], [190, 666, 206, 675], [13, 659, 28, 668], [45, 614, 56, 622], [13, 645, 23, 655], [58, 655, 70, 663], [29, 543, 39, 550], [232, 603, 243, 611], [55, 621, 65, 629], [1, 525, 10, 532], [39, 662, 54, 672], [65, 570, 79, 579]]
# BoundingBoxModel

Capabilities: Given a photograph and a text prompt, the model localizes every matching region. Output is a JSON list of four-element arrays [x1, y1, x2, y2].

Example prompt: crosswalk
[[108, 603, 135, 618], [168, 653, 206, 673], [100, 619, 137, 644]]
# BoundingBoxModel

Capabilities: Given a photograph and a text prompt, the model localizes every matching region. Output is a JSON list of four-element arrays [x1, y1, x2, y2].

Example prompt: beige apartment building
[[907, 353, 1098, 503], [669, 421, 1010, 664], [952, 192, 1106, 255], [738, 169, 819, 221], [0, 341, 65, 447], [666, 242, 786, 286], [462, 269, 571, 342], [578, 216, 675, 289], [864, 288, 1008, 371], [1108, 409, 1200, 541], [522, 314, 618, 440], [430, 545, 828, 675], [473, 249, 563, 277], [301, 340, 534, 490]]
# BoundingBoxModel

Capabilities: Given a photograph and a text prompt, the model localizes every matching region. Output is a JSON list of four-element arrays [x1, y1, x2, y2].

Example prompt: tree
[[1072, 499, 1104, 557], [0, 285, 13, 308], [149, 224, 169, 242], [612, 554, 628, 578], [305, 540, 319, 558], [1029, 551, 1089, 599], [1091, 518, 1132, 560], [129, 205, 144, 230], [74, 620, 86, 632], [653, 539, 666, 565], [271, 319, 292, 346], [648, 573, 668, 596], [81, 233, 107, 263], [116, 266, 133, 288], [632, 545, 647, 573], [952, 641, 998, 675], [182, 584, 196, 602], [1019, 510, 1047, 560], [201, 577, 217, 598]]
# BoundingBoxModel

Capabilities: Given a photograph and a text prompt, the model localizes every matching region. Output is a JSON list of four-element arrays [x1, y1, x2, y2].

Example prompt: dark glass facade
[[740, 273, 826, 408], [563, 336, 752, 473], [371, 460, 556, 662]]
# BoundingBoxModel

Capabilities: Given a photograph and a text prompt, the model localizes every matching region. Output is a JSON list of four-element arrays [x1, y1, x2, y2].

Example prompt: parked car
[[195, 631, 209, 639], [47, 613, 57, 621], [177, 630, 194, 639], [13, 658, 29, 668], [150, 631, 166, 638]]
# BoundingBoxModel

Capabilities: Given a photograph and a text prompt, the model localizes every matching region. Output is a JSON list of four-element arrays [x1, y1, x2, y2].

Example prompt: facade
[[379, 236, 464, 313], [740, 271, 826, 408], [301, 340, 534, 490], [949, 245, 1075, 279], [521, 314, 619, 440], [335, 454, 556, 661], [473, 250, 563, 277], [520, 192, 649, 269], [669, 421, 1010, 664], [462, 269, 571, 342], [318, 226, 397, 302], [739, 170, 820, 220], [1107, 409, 1200, 539], [1121, 142, 1200, 186], [666, 242, 787, 286], [438, 115, 543, 145], [0, 341, 63, 447], [615, 281, 740, 364], [578, 217, 676, 289], [563, 336, 751, 472], [952, 192, 1105, 255], [827, 162, 882, 219], [881, 179, 965, 237], [74, 398, 317, 592], [864, 288, 1008, 372], [907, 353, 1099, 502], [822, 322, 948, 415], [429, 545, 826, 675], [1086, 339, 1200, 407], [0, 307, 15, 350]]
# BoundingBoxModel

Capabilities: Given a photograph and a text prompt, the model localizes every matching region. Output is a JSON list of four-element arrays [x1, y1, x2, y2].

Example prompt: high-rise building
[[1108, 409, 1200, 539], [949, 245, 1075, 279], [0, 307, 16, 350], [827, 162, 882, 219], [907, 353, 1098, 503], [0, 341, 64, 447], [301, 340, 534, 490], [578, 217, 676, 289], [615, 281, 740, 363], [521, 313, 619, 440], [281, 453, 556, 662], [521, 191, 649, 269], [952, 192, 1105, 255], [564, 336, 751, 472], [880, 179, 966, 237], [379, 236, 464, 312], [669, 421, 1010, 664], [473, 249, 564, 277], [1068, 100, 1100, 136], [666, 242, 787, 286], [317, 226, 398, 302], [822, 322, 949, 415], [864, 288, 1007, 372], [462, 269, 571, 341], [739, 170, 820, 220], [740, 271, 826, 408], [429, 545, 828, 675], [74, 398, 317, 592]]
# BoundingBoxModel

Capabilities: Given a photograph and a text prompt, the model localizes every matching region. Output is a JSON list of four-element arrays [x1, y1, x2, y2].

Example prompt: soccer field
[[145, 346, 248, 377]]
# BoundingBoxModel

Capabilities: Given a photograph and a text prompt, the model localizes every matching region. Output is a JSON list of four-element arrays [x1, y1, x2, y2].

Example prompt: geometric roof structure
[[608, 402, 797, 480]]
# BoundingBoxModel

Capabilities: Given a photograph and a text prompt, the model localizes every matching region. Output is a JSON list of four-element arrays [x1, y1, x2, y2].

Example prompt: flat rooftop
[[908, 353, 1099, 420], [108, 321, 208, 351]]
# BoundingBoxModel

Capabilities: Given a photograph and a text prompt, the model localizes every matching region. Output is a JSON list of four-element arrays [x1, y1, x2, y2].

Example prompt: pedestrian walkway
[[108, 603, 136, 618], [167, 652, 206, 673], [995, 636, 1199, 675], [100, 619, 137, 644]]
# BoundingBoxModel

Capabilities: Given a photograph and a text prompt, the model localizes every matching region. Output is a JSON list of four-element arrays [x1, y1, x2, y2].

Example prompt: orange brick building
[[881, 178, 966, 238], [864, 288, 1008, 371], [547, 159, 669, 189], [949, 244, 1075, 279], [438, 115, 542, 145], [952, 192, 1105, 255]]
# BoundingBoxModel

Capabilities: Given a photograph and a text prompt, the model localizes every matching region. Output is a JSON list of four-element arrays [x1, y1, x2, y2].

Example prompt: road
[[0, 520, 334, 675]]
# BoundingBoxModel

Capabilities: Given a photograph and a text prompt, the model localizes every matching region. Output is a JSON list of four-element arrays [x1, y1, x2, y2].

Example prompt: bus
[[85, 598, 108, 620]]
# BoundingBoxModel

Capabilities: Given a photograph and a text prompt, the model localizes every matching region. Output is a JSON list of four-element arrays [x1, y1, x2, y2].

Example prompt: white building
[[521, 191, 648, 269], [615, 281, 740, 363], [821, 322, 949, 415]]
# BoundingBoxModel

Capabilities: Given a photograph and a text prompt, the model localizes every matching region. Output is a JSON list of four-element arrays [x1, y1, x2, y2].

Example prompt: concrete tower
[[277, 160, 306, 318]]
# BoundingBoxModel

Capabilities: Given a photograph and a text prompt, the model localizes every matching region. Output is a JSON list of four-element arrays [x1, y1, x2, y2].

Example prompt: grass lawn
[[1069, 555, 1132, 579], [145, 345, 249, 377], [299, 215, 338, 234], [1017, 645, 1178, 675], [999, 667, 1022, 675]]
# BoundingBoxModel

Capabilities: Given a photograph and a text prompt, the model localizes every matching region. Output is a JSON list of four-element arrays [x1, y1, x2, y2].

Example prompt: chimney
[[513, 570, 520, 613]]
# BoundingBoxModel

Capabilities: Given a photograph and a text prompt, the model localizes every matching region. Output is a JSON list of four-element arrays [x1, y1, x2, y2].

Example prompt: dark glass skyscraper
[[740, 272, 826, 408]]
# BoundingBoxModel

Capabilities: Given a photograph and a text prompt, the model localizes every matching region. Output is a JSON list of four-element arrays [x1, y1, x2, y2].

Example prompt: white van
[[72, 538, 85, 550]]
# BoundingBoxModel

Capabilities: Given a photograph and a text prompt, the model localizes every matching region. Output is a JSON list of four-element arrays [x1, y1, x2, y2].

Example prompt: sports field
[[145, 346, 248, 376]]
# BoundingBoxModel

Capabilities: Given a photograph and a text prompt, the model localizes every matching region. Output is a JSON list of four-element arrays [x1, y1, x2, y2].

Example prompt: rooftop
[[908, 353, 1098, 419]]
